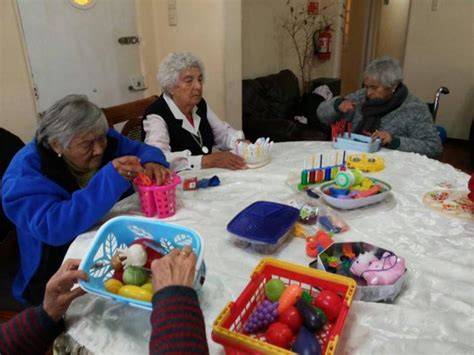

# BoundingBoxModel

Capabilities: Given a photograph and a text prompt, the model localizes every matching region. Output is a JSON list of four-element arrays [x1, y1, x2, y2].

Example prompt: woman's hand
[[143, 162, 171, 185], [150, 246, 196, 293], [112, 156, 143, 181], [43, 259, 89, 322], [338, 100, 356, 113], [201, 151, 247, 170], [371, 130, 392, 145]]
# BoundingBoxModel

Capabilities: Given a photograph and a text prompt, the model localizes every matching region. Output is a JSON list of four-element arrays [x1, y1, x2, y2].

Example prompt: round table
[[63, 142, 473, 354]]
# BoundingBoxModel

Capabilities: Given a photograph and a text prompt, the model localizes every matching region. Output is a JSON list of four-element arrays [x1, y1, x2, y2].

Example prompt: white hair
[[36, 94, 107, 149], [157, 52, 205, 94], [364, 56, 403, 88]]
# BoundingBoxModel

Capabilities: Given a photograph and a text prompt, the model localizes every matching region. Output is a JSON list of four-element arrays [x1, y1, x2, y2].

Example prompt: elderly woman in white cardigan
[[142, 52, 247, 171]]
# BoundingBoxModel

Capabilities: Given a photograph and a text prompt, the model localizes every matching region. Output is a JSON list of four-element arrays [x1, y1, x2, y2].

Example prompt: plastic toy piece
[[184, 175, 220, 191], [305, 230, 333, 257], [326, 256, 340, 268], [354, 185, 381, 199], [293, 223, 307, 238], [318, 216, 341, 233], [235, 137, 273, 168], [346, 153, 385, 172], [134, 172, 153, 187], [352, 178, 375, 191], [342, 244, 355, 259], [334, 132, 381, 153], [183, 177, 198, 190], [350, 251, 406, 286], [278, 284, 303, 314], [335, 169, 363, 189], [197, 175, 220, 188]]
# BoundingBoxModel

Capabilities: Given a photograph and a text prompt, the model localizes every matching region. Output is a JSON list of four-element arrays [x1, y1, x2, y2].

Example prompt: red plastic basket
[[212, 258, 356, 354], [136, 174, 181, 218]]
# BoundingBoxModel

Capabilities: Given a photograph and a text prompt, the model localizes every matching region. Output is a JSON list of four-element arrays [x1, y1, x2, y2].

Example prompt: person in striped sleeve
[[0, 246, 208, 355]]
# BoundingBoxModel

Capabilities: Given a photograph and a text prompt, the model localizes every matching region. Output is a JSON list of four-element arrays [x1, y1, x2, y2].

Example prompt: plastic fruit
[[312, 290, 342, 321], [112, 268, 124, 283], [265, 279, 286, 302], [104, 278, 123, 294], [122, 266, 148, 286], [265, 322, 293, 349], [130, 238, 165, 269], [278, 306, 302, 333], [296, 298, 325, 332], [141, 283, 153, 293], [278, 284, 302, 313], [118, 285, 152, 302], [243, 300, 278, 333], [292, 326, 322, 355]]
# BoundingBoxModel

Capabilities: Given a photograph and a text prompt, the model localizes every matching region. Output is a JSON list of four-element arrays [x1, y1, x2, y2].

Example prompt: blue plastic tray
[[227, 201, 299, 245], [78, 216, 206, 310], [334, 132, 381, 153]]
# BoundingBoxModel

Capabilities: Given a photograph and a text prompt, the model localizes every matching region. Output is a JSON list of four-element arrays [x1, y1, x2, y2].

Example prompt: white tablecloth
[[63, 142, 474, 354]]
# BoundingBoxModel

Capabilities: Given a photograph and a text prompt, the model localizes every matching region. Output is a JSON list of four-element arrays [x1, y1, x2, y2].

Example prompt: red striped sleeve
[[0, 306, 64, 355], [149, 286, 209, 355]]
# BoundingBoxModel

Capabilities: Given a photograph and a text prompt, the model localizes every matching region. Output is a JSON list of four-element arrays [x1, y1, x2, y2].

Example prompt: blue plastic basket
[[227, 201, 299, 253], [78, 216, 206, 310], [334, 133, 381, 153]]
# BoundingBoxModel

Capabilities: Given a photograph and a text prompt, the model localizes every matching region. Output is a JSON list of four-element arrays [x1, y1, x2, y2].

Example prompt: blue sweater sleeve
[[107, 129, 169, 168], [2, 157, 131, 246], [2, 130, 169, 246]]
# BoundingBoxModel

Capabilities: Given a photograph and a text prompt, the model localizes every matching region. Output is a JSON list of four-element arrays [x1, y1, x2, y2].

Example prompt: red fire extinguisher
[[313, 26, 332, 60]]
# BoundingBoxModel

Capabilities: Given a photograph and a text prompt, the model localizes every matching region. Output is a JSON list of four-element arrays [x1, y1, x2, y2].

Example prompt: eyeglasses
[[71, 134, 107, 155]]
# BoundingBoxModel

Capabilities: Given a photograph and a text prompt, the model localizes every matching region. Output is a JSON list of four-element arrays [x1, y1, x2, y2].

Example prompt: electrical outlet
[[129, 75, 145, 90]]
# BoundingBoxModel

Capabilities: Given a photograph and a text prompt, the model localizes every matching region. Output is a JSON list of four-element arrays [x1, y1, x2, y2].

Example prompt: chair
[[0, 128, 27, 322], [242, 70, 329, 142], [102, 95, 158, 141], [427, 87, 449, 144]]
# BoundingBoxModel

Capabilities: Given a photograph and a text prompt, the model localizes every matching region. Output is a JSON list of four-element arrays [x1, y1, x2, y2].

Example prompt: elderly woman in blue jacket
[[2, 94, 170, 304], [317, 56, 442, 158]]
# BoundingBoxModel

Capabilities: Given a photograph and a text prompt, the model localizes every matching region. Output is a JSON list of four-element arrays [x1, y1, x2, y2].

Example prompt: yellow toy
[[346, 153, 384, 172]]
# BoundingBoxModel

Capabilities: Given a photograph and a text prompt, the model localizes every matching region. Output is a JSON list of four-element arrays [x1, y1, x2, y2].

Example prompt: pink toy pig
[[350, 251, 405, 286]]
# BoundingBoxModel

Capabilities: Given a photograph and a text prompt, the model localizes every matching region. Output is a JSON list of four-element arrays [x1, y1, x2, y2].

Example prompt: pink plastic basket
[[136, 174, 181, 218]]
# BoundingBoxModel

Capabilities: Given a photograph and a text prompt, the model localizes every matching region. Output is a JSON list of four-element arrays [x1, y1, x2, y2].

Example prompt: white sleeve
[[143, 114, 203, 171], [207, 107, 245, 150]]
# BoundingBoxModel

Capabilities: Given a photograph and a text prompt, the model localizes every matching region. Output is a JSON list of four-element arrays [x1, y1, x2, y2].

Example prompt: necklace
[[189, 130, 209, 154]]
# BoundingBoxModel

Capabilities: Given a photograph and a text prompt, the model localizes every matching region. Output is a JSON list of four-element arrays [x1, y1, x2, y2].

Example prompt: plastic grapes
[[243, 300, 279, 333]]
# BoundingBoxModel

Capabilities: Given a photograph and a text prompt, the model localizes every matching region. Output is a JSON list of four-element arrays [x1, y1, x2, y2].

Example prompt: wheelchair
[[427, 87, 449, 144]]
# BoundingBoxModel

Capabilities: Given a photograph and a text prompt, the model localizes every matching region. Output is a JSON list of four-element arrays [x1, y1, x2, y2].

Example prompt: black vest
[[142, 95, 214, 155]]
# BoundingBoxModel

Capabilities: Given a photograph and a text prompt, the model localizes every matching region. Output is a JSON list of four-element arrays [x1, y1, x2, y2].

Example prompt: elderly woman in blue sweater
[[317, 56, 442, 158], [2, 94, 170, 305]]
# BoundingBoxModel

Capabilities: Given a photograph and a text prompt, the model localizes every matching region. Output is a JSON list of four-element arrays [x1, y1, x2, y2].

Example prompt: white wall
[[403, 0, 473, 139], [375, 0, 410, 64], [1, 0, 242, 142], [139, 0, 242, 129], [0, 0, 37, 142], [242, 0, 343, 88]]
